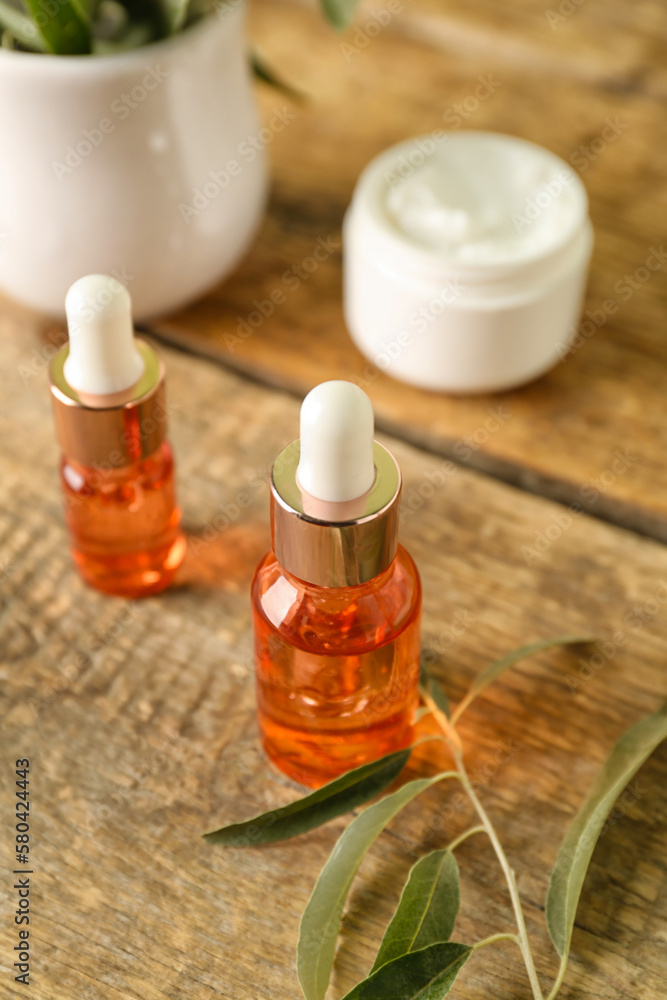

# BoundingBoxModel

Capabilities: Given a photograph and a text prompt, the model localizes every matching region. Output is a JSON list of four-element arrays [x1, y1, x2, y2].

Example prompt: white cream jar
[[343, 131, 593, 393]]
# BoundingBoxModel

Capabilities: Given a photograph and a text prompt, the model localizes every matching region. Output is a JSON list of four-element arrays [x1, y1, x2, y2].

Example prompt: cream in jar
[[344, 131, 593, 393]]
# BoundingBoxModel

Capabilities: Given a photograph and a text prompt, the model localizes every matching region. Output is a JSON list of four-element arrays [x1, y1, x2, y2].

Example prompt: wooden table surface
[[2, 0, 667, 998], [155, 0, 667, 542]]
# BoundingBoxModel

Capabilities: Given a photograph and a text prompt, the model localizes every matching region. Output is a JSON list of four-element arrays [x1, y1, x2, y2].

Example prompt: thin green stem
[[449, 695, 472, 728], [473, 932, 521, 952], [546, 955, 568, 1000], [445, 824, 486, 853], [454, 752, 544, 1000], [425, 698, 546, 997], [419, 685, 463, 753], [412, 733, 448, 749]]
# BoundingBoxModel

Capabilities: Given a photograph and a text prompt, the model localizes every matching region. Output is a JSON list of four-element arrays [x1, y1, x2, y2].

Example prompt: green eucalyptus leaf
[[110, 0, 163, 42], [251, 50, 305, 102], [23, 0, 91, 52], [320, 0, 358, 30], [70, 0, 97, 27], [371, 850, 460, 974], [160, 0, 188, 35], [203, 748, 412, 847], [297, 772, 459, 1000], [89, 0, 127, 41], [546, 699, 667, 958], [0, 0, 46, 50], [420, 660, 450, 718], [451, 635, 593, 724], [343, 941, 472, 1000], [92, 20, 153, 52]]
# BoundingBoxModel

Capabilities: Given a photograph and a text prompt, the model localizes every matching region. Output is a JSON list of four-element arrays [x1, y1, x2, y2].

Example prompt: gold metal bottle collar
[[49, 339, 168, 468], [271, 440, 402, 587]]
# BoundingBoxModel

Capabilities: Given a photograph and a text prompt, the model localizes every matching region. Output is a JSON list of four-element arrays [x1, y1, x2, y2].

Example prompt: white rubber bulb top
[[64, 275, 145, 396], [297, 380, 375, 503]]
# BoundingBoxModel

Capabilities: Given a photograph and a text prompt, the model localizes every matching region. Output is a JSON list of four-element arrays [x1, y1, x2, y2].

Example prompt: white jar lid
[[348, 131, 589, 287]]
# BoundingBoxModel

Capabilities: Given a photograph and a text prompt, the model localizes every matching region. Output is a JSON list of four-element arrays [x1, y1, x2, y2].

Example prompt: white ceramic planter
[[0, 3, 268, 319]]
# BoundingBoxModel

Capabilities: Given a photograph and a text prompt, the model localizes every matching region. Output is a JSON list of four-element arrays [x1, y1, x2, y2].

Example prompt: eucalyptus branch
[[452, 749, 544, 1000], [205, 638, 667, 1000], [425, 676, 544, 1000], [473, 932, 521, 952], [546, 957, 569, 1000], [448, 635, 593, 728], [419, 682, 462, 752], [445, 824, 485, 853]]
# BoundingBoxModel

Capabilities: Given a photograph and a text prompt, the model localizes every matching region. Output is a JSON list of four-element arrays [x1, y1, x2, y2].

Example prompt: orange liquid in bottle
[[252, 545, 421, 787], [60, 441, 185, 598]]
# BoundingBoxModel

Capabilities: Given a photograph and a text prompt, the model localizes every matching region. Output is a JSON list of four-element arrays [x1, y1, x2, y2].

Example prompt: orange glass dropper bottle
[[49, 275, 185, 597], [252, 380, 422, 788]]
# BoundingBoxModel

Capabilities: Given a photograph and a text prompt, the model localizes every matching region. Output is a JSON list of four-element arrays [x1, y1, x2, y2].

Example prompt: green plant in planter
[[0, 0, 355, 55]]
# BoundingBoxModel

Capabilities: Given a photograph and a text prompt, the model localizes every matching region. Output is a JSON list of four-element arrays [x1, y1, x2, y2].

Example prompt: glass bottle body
[[60, 441, 185, 598], [251, 545, 422, 787]]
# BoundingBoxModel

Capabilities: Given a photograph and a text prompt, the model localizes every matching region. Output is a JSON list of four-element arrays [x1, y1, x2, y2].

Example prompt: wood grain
[[147, 0, 667, 542], [356, 0, 667, 97], [1, 308, 666, 999]]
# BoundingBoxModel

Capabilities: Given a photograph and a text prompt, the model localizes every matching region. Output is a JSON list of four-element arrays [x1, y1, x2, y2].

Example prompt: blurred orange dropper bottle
[[49, 274, 185, 597], [252, 380, 422, 787]]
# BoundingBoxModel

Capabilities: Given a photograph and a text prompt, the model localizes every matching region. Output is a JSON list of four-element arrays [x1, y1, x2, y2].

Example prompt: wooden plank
[[356, 0, 667, 96], [147, 0, 667, 542], [1, 308, 666, 999]]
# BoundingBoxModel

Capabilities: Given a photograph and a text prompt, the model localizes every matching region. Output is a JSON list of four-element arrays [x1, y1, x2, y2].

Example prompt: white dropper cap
[[63, 275, 145, 397], [297, 380, 375, 503]]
